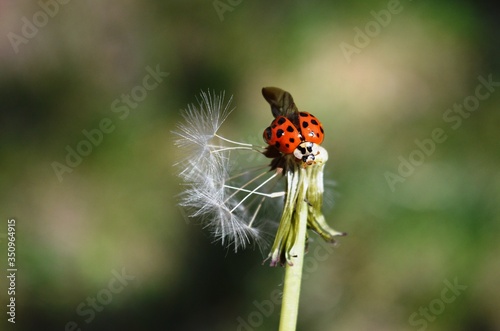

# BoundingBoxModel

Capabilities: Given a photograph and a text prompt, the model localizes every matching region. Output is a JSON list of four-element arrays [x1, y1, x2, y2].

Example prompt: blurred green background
[[1, 1, 499, 330]]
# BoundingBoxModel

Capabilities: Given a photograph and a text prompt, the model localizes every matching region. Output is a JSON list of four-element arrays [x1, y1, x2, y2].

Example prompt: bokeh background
[[1, 1, 499, 330]]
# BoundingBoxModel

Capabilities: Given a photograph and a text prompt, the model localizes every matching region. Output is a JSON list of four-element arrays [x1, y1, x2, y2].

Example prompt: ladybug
[[263, 116, 302, 154], [298, 112, 324, 144]]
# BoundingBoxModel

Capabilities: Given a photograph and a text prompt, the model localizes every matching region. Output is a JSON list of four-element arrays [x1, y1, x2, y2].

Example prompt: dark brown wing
[[262, 87, 299, 122]]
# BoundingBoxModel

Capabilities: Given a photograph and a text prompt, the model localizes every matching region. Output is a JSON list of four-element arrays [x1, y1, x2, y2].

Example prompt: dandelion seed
[[173, 90, 280, 252]]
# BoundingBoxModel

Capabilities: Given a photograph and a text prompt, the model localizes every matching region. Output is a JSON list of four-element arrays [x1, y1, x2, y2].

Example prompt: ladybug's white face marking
[[293, 141, 321, 165]]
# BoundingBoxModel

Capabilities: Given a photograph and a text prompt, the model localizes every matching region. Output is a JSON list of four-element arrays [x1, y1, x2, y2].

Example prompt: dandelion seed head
[[174, 91, 278, 252]]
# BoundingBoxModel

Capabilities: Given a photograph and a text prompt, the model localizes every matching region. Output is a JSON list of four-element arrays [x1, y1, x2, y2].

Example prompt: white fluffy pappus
[[173, 91, 283, 252]]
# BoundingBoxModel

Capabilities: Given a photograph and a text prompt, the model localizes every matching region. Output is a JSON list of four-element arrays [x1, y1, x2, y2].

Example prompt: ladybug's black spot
[[320, 127, 324, 134], [286, 125, 294, 133], [285, 143, 290, 148], [289, 138, 295, 143], [277, 117, 287, 125], [275, 142, 281, 149], [302, 121, 309, 128], [311, 119, 318, 125], [299, 112, 308, 117], [276, 129, 285, 138], [263, 127, 272, 141]]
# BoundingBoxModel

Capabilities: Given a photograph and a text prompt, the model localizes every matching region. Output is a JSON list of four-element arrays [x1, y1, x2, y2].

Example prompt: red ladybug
[[263, 112, 325, 155]]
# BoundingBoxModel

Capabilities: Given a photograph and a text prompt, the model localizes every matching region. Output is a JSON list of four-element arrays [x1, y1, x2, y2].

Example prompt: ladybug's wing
[[262, 87, 299, 119]]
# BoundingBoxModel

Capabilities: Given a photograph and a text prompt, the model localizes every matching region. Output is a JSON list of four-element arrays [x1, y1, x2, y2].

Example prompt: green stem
[[279, 167, 309, 331]]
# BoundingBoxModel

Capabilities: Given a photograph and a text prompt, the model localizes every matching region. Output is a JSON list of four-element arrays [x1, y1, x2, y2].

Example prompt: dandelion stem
[[279, 167, 309, 331]]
